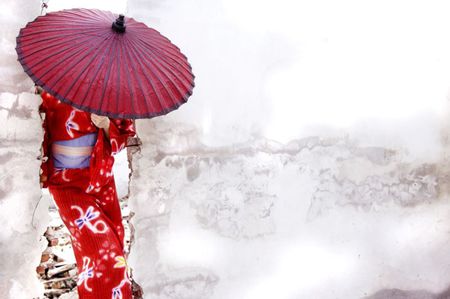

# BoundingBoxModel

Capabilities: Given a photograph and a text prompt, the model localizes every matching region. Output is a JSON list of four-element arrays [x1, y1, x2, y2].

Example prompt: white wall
[[126, 1, 450, 298], [0, 1, 51, 298]]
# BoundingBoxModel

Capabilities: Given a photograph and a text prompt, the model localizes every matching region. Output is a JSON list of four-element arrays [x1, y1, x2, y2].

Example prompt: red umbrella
[[16, 8, 195, 119]]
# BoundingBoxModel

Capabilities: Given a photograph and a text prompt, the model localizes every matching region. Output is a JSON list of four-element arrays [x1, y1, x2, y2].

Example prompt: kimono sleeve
[[107, 118, 136, 155], [38, 99, 50, 188]]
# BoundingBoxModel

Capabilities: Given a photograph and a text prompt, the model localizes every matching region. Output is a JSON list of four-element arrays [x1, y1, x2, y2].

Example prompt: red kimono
[[39, 91, 135, 299]]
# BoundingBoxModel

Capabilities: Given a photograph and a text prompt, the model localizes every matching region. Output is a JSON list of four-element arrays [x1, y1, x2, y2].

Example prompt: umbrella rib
[[24, 46, 89, 86], [122, 26, 187, 60], [122, 40, 145, 115], [139, 43, 193, 93], [125, 35, 192, 94], [126, 35, 170, 112], [60, 33, 116, 105], [133, 31, 191, 65], [22, 21, 106, 28], [119, 39, 137, 116], [115, 38, 121, 116], [128, 28, 178, 49], [29, 30, 112, 82], [18, 32, 106, 61], [150, 56, 192, 102], [32, 18, 109, 27], [20, 30, 111, 70], [131, 35, 191, 72], [56, 8, 110, 23], [96, 9, 116, 22], [143, 55, 179, 109], [34, 9, 108, 23], [19, 29, 105, 42], [122, 35, 155, 114], [19, 27, 108, 38], [76, 35, 117, 110], [130, 36, 193, 83], [81, 8, 113, 21], [127, 32, 195, 113], [96, 35, 119, 114], [130, 43, 187, 105], [37, 31, 113, 107], [129, 25, 177, 45]]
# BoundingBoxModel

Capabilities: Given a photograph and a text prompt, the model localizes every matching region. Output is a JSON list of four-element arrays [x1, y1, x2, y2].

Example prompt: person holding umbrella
[[17, 8, 195, 298], [37, 85, 136, 298]]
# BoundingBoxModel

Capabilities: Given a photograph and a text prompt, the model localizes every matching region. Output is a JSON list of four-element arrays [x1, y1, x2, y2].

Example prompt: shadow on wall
[[365, 285, 450, 299]]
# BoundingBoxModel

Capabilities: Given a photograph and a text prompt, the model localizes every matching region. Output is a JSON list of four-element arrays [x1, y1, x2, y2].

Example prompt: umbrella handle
[[112, 15, 126, 33]]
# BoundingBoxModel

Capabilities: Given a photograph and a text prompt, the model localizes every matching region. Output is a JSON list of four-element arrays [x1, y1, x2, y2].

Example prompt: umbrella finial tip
[[112, 15, 126, 33]]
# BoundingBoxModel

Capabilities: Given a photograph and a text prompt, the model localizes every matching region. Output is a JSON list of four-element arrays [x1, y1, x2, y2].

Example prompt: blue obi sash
[[52, 133, 97, 169]]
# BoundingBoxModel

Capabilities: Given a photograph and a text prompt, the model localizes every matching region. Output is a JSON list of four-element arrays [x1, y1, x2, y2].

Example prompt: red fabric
[[39, 91, 136, 192], [17, 8, 195, 119], [49, 172, 132, 299], [39, 91, 136, 298]]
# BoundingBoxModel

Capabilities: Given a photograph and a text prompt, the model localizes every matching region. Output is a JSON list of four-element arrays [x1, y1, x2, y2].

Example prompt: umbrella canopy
[[16, 8, 195, 119]]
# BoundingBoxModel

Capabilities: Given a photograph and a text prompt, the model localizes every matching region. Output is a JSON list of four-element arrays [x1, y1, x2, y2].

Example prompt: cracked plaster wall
[[126, 1, 450, 299], [0, 1, 50, 298]]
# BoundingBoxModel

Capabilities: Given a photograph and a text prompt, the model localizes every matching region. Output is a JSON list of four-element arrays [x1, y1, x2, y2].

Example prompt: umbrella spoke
[[80, 35, 118, 113], [18, 30, 108, 62], [121, 34, 156, 115], [129, 36, 194, 94], [127, 36, 189, 108], [130, 34, 193, 81], [127, 38, 172, 113], [118, 38, 139, 117], [29, 31, 113, 91], [62, 34, 117, 110], [96, 35, 121, 114], [130, 30, 191, 66]]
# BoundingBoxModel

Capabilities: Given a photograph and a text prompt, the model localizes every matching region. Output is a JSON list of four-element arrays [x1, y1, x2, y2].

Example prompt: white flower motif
[[77, 256, 94, 292], [65, 110, 80, 138]]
